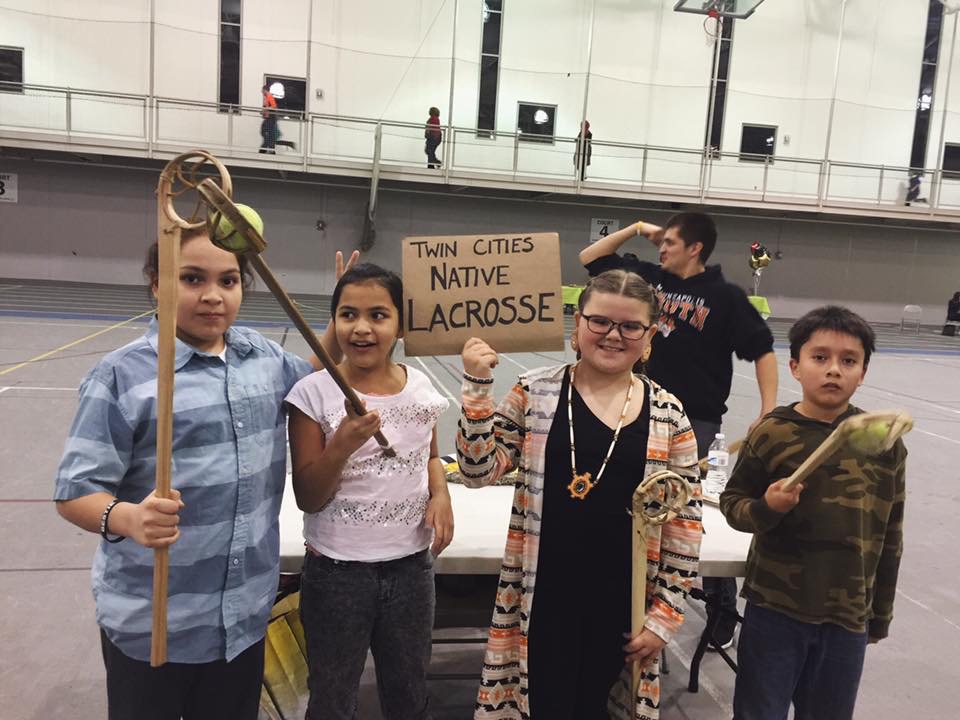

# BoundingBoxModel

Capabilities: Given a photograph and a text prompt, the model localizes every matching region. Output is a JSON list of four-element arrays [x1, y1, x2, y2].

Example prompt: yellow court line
[[0, 310, 153, 377]]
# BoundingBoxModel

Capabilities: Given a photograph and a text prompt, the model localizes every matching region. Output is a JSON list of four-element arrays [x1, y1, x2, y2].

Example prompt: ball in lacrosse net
[[847, 420, 893, 456], [211, 204, 263, 251]]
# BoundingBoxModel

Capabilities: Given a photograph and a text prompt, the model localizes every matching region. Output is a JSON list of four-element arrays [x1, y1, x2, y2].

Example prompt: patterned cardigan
[[457, 364, 703, 720]]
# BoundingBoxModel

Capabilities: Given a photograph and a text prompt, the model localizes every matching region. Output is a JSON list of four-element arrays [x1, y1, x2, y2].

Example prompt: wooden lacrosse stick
[[630, 469, 692, 704], [152, 150, 233, 666], [195, 177, 395, 457], [781, 410, 913, 491]]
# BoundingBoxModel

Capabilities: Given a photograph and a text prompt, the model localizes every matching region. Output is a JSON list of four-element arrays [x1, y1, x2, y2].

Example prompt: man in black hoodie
[[579, 211, 778, 649]]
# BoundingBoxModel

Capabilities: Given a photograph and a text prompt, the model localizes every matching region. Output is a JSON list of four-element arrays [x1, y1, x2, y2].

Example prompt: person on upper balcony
[[574, 120, 592, 181], [424, 107, 443, 169], [259, 83, 278, 154]]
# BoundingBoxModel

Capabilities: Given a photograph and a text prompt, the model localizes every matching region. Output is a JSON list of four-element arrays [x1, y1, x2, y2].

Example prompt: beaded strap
[[462, 371, 494, 385], [100, 498, 126, 544]]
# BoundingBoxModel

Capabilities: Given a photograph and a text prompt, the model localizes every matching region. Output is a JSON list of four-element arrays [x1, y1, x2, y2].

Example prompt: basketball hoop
[[704, 8, 721, 42], [675, 0, 766, 21]]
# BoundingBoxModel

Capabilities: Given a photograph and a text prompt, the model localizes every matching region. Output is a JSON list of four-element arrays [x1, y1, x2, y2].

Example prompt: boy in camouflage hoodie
[[720, 306, 906, 720]]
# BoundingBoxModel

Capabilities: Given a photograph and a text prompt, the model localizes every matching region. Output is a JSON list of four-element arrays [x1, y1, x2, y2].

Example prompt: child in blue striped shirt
[[54, 227, 350, 720]]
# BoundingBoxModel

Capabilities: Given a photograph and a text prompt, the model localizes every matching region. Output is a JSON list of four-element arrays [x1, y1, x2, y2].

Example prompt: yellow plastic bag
[[260, 591, 309, 720]]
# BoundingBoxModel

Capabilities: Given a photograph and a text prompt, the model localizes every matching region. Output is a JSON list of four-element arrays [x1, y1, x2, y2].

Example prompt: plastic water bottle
[[704, 433, 729, 497]]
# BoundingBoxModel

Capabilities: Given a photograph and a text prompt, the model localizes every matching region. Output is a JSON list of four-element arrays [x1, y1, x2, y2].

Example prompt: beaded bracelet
[[100, 498, 126, 544], [462, 372, 494, 385]]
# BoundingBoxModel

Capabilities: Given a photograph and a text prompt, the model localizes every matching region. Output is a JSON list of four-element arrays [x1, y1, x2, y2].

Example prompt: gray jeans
[[301, 548, 435, 720]]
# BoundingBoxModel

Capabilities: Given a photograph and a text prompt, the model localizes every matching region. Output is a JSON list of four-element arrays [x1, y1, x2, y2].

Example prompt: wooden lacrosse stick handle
[[151, 150, 232, 667], [150, 223, 179, 667], [779, 426, 848, 491], [196, 179, 395, 457], [631, 470, 692, 703], [781, 411, 913, 491], [631, 510, 647, 703], [247, 253, 395, 456]]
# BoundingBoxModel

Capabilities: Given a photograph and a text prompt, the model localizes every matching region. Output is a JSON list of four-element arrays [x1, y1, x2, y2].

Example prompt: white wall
[[718, 0, 927, 203], [589, 1, 713, 146], [585, 1, 714, 188], [473, 0, 581, 175], [309, 0, 453, 166], [717, 0, 840, 199], [311, 0, 452, 119], [927, 8, 960, 209], [2, 0, 960, 197], [831, 0, 925, 168], [153, 0, 218, 100], [244, 0, 310, 105], [0, 0, 150, 93], [0, 1, 150, 137]]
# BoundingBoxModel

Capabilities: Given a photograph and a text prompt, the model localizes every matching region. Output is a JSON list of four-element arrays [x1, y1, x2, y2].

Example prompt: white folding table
[[280, 481, 750, 577]]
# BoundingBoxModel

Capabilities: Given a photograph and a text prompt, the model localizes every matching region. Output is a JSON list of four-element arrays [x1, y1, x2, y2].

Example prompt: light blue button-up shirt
[[54, 319, 312, 662]]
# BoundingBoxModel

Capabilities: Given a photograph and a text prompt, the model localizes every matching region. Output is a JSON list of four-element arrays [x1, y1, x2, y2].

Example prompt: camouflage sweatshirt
[[719, 403, 906, 639]]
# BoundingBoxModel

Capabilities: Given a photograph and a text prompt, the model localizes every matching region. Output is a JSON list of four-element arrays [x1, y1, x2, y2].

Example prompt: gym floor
[[2, 279, 959, 719]]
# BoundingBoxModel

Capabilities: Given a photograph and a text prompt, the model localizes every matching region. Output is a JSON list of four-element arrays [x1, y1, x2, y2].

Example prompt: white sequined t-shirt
[[284, 365, 449, 561]]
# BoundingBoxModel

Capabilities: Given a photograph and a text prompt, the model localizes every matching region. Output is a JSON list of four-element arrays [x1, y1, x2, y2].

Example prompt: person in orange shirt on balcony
[[259, 84, 278, 154]]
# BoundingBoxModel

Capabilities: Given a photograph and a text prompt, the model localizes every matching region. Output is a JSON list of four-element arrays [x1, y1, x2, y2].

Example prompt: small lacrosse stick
[[152, 150, 234, 666], [630, 469, 693, 703], [782, 410, 913, 491], [195, 177, 395, 458]]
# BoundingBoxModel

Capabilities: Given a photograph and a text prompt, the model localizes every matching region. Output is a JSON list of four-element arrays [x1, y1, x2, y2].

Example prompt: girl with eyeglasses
[[457, 268, 702, 720]]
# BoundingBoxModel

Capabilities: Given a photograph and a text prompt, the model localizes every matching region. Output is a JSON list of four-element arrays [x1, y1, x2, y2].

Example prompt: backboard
[[673, 0, 766, 19]]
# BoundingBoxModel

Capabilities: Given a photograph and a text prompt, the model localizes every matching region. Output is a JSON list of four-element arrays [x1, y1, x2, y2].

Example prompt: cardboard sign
[[402, 233, 564, 356]]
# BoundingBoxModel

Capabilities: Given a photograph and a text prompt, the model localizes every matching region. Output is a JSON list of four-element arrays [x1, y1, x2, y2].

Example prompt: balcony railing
[[1, 81, 956, 218]]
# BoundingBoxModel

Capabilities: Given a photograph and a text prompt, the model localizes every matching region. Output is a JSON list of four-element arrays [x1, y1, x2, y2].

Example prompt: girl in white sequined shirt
[[285, 264, 451, 719]]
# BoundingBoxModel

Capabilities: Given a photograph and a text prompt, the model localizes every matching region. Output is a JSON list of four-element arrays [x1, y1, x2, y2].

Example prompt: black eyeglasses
[[581, 314, 653, 340]]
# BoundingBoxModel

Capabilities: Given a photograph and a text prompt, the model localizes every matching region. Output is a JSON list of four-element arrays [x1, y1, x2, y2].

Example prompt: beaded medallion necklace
[[566, 363, 635, 500]]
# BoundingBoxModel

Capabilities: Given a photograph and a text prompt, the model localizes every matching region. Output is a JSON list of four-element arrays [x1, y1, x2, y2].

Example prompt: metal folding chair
[[900, 305, 922, 335]]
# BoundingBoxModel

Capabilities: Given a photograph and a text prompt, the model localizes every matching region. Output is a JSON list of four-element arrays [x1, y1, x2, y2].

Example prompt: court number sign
[[0, 173, 17, 203], [590, 218, 619, 242]]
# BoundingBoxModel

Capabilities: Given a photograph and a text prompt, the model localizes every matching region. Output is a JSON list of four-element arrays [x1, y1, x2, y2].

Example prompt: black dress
[[527, 368, 650, 719]]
